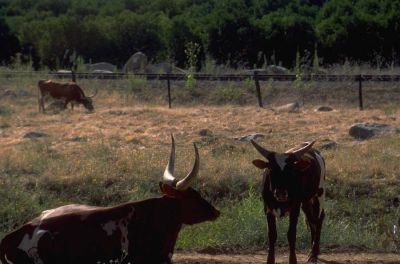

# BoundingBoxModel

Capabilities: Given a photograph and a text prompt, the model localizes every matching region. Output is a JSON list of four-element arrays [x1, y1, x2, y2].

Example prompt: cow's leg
[[302, 200, 318, 262], [288, 204, 300, 264], [266, 212, 277, 264], [303, 197, 325, 262], [39, 96, 45, 113], [64, 100, 70, 109], [313, 209, 325, 262]]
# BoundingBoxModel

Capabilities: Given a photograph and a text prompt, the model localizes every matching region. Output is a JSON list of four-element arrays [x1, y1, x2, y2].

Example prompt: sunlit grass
[[0, 73, 399, 251]]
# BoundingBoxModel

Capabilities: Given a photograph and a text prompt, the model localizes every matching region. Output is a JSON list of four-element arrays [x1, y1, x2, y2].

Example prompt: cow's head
[[80, 89, 97, 111], [80, 97, 94, 111], [251, 140, 315, 202], [159, 135, 220, 225]]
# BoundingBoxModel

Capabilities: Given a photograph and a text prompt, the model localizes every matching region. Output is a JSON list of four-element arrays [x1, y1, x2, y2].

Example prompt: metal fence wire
[[1, 71, 400, 110]]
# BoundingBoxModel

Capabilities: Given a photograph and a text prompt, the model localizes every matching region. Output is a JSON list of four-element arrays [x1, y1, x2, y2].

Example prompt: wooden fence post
[[254, 71, 263, 108], [358, 74, 363, 110], [71, 70, 76, 83], [167, 74, 172, 109]]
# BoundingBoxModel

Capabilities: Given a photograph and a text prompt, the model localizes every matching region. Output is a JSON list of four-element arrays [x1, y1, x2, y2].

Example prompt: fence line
[[2, 71, 400, 110]]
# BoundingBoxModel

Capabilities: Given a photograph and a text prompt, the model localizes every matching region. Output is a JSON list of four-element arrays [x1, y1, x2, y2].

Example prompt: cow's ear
[[159, 182, 182, 198], [252, 159, 269, 169], [292, 158, 312, 171]]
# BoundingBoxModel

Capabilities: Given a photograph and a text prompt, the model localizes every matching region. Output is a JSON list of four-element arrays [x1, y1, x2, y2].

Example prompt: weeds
[[0, 72, 399, 252]]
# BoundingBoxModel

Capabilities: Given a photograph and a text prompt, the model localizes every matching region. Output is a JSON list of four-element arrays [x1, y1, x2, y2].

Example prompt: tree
[[0, 18, 20, 64]]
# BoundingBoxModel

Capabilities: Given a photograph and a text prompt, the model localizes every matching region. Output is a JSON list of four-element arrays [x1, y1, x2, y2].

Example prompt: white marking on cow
[[275, 154, 289, 170], [4, 253, 15, 264], [118, 208, 135, 253], [37, 208, 57, 221], [119, 219, 129, 252], [18, 227, 48, 264], [314, 152, 325, 217], [102, 221, 117, 236]]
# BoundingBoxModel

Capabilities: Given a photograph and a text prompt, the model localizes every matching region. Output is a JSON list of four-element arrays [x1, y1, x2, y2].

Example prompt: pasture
[[0, 73, 399, 262]]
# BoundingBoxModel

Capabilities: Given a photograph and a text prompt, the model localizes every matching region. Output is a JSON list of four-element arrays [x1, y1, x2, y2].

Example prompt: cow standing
[[250, 140, 325, 264], [38, 80, 96, 113], [0, 136, 220, 264]]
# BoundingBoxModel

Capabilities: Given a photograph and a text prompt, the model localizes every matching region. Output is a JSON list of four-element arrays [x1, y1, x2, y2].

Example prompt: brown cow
[[0, 135, 220, 264], [251, 140, 325, 264], [38, 80, 96, 113]]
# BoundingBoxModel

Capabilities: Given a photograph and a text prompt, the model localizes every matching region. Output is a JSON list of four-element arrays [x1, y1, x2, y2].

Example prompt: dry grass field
[[1, 74, 400, 262]]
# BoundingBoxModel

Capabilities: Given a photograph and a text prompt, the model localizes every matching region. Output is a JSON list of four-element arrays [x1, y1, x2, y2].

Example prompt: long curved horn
[[87, 88, 98, 98], [162, 134, 176, 185], [250, 139, 274, 159], [291, 141, 316, 158], [176, 143, 199, 191]]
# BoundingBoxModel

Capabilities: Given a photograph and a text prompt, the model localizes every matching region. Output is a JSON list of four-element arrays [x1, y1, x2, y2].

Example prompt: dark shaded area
[[0, 0, 399, 70]]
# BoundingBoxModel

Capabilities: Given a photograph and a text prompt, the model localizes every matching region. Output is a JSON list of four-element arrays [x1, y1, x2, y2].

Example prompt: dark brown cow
[[0, 136, 220, 264], [38, 80, 96, 112], [251, 140, 325, 264]]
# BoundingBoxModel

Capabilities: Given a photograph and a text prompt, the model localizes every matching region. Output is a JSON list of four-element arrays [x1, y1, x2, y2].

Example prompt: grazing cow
[[250, 140, 325, 264], [0, 136, 220, 264], [38, 80, 96, 113]]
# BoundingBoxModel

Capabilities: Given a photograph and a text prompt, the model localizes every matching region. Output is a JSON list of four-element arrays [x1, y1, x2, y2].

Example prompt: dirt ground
[[173, 250, 400, 264]]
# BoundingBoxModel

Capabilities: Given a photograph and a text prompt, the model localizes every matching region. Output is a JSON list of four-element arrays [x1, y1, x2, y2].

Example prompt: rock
[[92, 70, 113, 74], [316, 106, 333, 112], [87, 62, 116, 72], [24, 131, 49, 139], [349, 123, 399, 139], [123, 51, 148, 73], [234, 133, 266, 142], [18, 90, 30, 97], [275, 101, 302, 113], [266, 65, 289, 74], [70, 136, 87, 142], [3, 89, 17, 97], [0, 123, 11, 129], [320, 140, 337, 149], [0, 106, 13, 115], [199, 129, 213, 137]]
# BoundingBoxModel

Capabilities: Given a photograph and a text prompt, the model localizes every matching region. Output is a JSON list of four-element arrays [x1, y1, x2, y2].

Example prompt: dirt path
[[173, 251, 400, 264]]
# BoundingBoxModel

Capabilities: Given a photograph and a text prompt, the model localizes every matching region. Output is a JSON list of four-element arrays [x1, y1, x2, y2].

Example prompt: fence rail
[[2, 71, 400, 110], [3, 71, 400, 81]]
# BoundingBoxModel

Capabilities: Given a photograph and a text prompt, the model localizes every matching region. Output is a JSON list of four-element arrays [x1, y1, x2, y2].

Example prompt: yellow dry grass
[[1, 89, 399, 152]]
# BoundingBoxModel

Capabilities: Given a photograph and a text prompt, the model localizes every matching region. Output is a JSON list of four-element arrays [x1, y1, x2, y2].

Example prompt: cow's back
[[38, 80, 82, 100]]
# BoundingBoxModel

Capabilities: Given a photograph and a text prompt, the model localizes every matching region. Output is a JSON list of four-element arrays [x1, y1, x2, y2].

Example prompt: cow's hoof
[[307, 255, 318, 263]]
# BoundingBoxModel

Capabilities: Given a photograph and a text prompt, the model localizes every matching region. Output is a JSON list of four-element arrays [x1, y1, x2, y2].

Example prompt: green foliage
[[184, 41, 200, 90], [0, 17, 20, 64], [1, 0, 400, 71]]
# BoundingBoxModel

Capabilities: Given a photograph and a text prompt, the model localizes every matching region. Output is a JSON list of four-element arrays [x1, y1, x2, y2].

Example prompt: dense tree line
[[1, 0, 400, 70]]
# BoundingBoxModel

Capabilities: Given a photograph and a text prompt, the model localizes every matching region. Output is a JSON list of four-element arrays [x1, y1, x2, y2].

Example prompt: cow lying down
[[38, 80, 96, 112], [0, 135, 220, 264]]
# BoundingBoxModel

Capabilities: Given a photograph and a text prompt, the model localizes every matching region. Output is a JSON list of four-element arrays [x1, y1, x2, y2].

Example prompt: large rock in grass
[[87, 62, 116, 72], [24, 131, 49, 139], [234, 133, 266, 142], [275, 101, 303, 113], [349, 123, 399, 140], [123, 51, 148, 73], [320, 140, 338, 149], [316, 106, 334, 112]]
